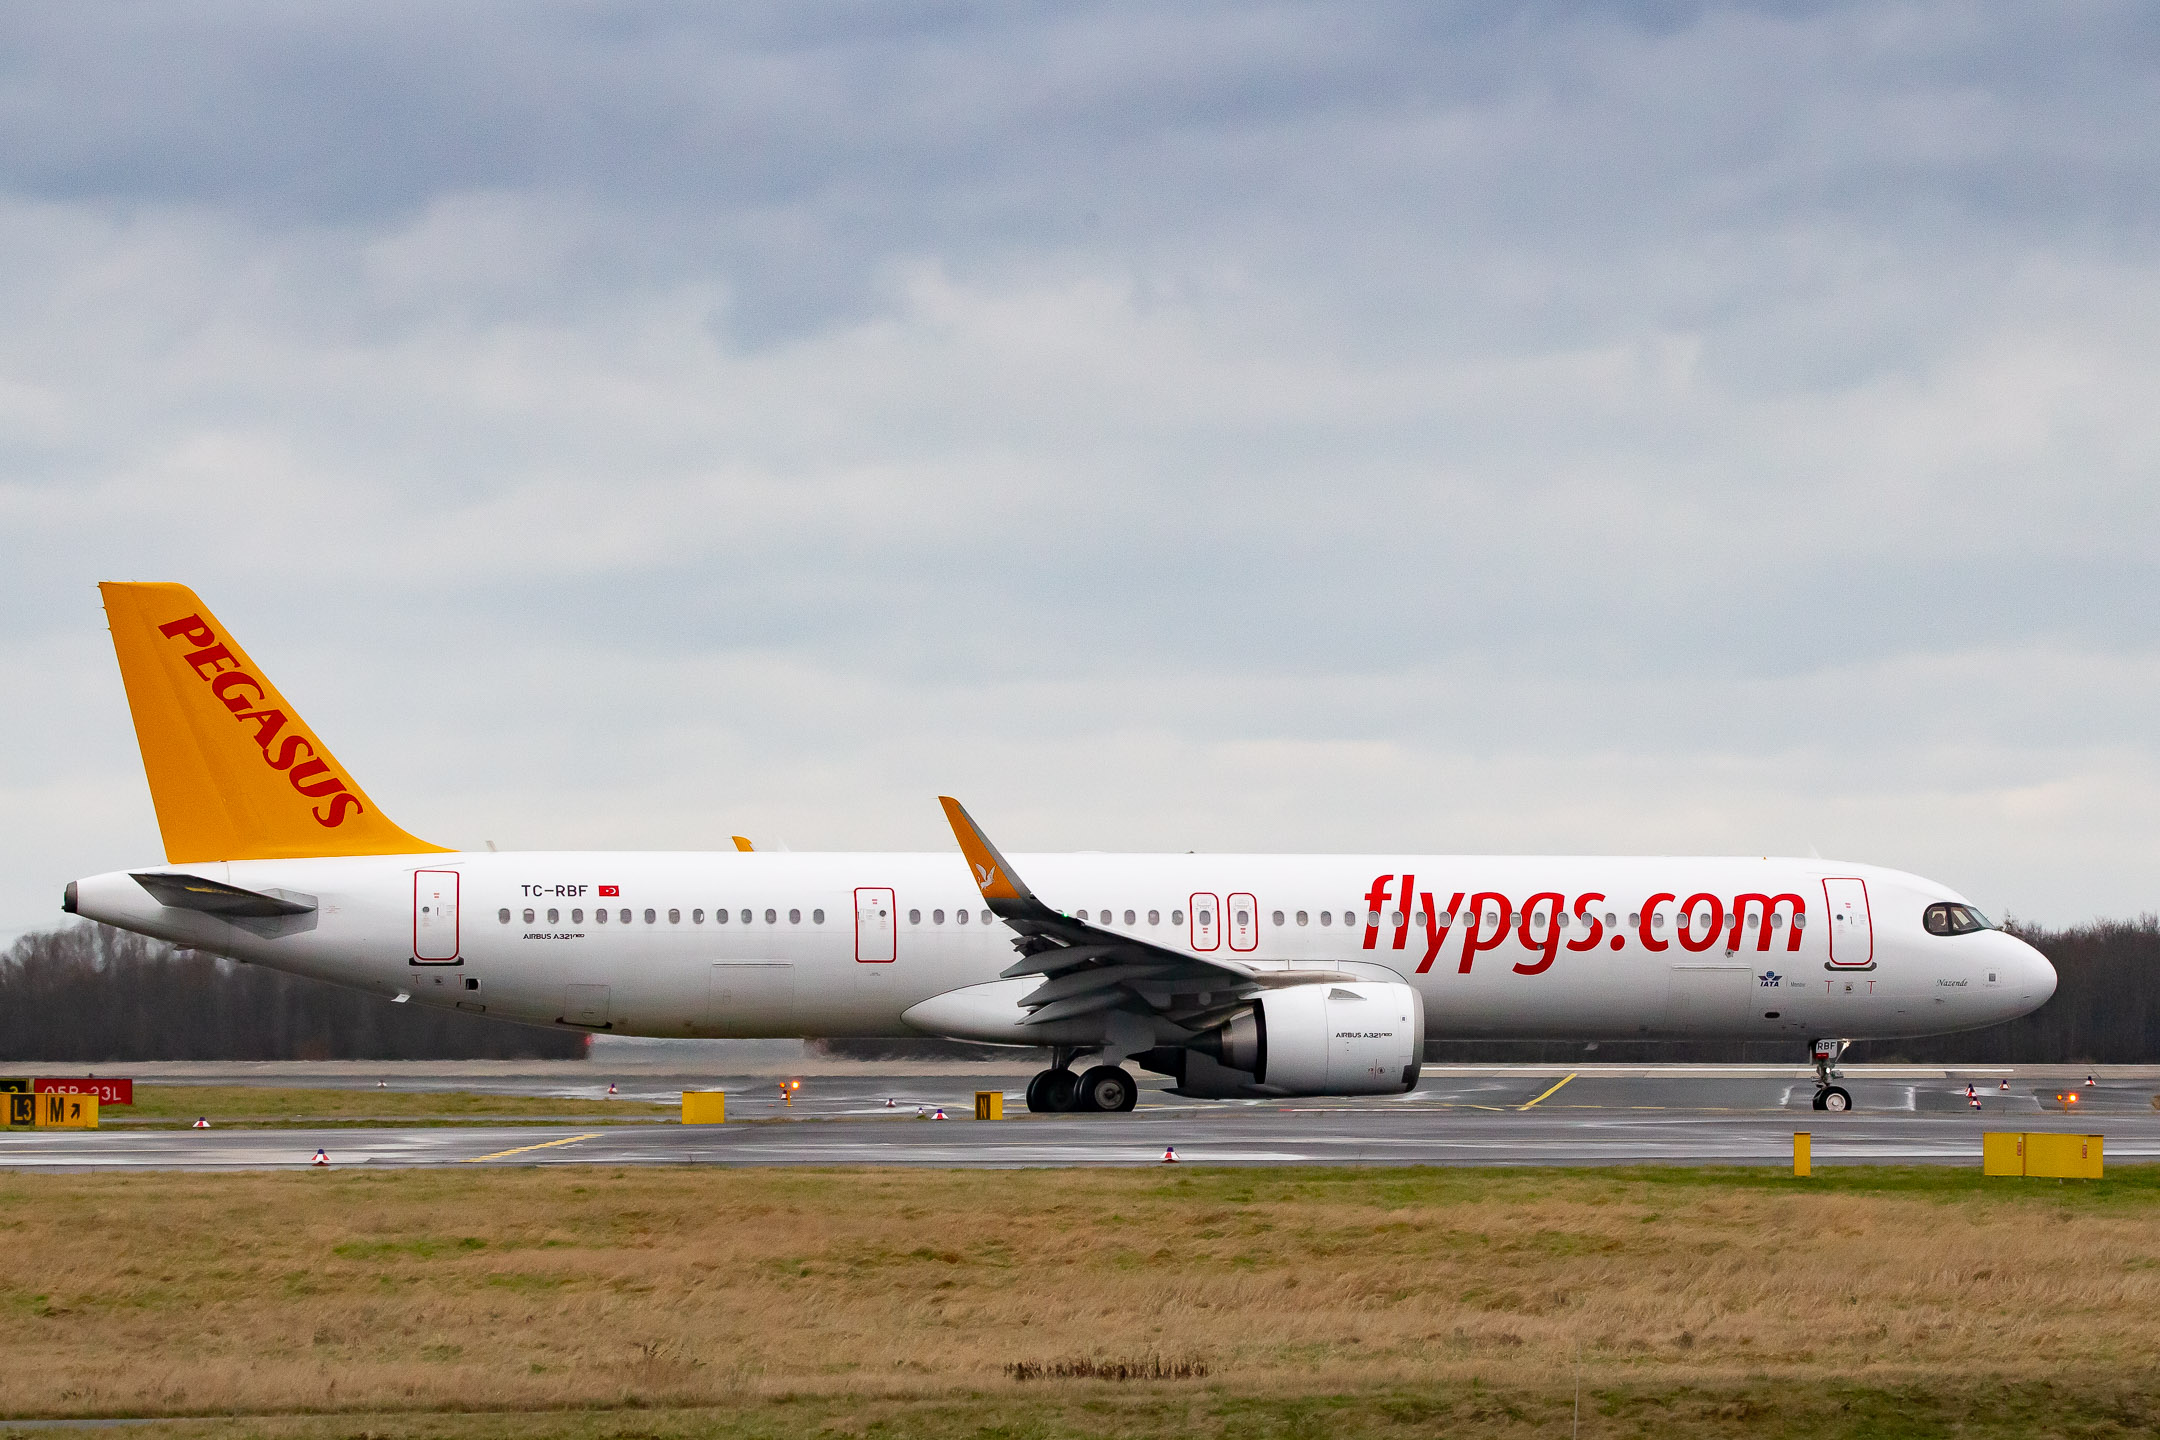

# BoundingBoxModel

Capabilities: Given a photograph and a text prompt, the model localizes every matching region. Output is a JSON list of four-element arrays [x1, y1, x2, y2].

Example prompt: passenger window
[[692, 908, 703, 923], [1272, 910, 1283, 926], [1075, 910, 1088, 922], [620, 909, 631, 924], [813, 908, 825, 924], [1172, 909, 1184, 925], [571, 908, 583, 923], [1124, 910, 1136, 925], [1344, 912, 1357, 927], [1148, 910, 1160, 925], [764, 909, 777, 924], [789, 909, 800, 923], [548, 908, 559, 924], [596, 908, 608, 924], [716, 908, 729, 923], [982, 910, 992, 925], [498, 908, 510, 924], [1319, 910, 1331, 926], [522, 908, 535, 924], [909, 909, 921, 924], [957, 909, 970, 925], [740, 909, 751, 924], [933, 909, 945, 924], [668, 908, 680, 924], [1199, 910, 1213, 927], [645, 909, 657, 924], [1296, 910, 1308, 926]]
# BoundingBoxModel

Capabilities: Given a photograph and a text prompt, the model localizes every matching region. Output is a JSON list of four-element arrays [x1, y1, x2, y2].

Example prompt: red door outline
[[1189, 893, 1220, 951], [855, 887, 896, 963], [413, 870, 460, 963], [1822, 877, 1874, 968], [1227, 892, 1259, 952]]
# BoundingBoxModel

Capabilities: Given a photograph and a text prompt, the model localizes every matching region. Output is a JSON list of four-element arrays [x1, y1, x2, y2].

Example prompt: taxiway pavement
[[4, 1068, 2152, 1172]]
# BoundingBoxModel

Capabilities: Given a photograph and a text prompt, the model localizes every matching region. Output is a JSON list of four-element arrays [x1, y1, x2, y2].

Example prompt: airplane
[[64, 583, 2057, 1114]]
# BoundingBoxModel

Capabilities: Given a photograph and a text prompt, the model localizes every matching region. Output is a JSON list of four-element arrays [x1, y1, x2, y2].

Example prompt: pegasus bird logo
[[974, 863, 999, 892]]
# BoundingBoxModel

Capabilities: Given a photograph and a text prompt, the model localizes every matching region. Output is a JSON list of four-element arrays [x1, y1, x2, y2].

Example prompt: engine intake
[[1179, 981, 1423, 1097]]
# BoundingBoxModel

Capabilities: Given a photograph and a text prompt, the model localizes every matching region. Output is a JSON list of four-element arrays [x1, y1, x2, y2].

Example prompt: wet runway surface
[[5, 1068, 2154, 1171]]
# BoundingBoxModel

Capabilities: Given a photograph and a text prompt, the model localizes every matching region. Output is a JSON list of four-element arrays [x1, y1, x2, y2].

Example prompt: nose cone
[[2012, 934, 2057, 1012]]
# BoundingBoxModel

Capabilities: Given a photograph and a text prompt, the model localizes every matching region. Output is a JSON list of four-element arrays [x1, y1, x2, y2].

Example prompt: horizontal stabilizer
[[131, 872, 317, 918]]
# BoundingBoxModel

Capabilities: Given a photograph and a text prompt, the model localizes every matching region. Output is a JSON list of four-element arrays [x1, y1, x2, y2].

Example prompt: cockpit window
[[1923, 902, 1992, 936]]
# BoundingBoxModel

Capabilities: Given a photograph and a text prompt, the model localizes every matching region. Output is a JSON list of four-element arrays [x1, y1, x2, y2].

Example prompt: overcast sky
[[3, 1, 2155, 937]]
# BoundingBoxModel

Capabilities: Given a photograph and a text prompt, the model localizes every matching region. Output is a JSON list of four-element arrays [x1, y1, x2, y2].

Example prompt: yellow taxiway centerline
[[463, 1133, 603, 1163], [1519, 1073, 1579, 1110]]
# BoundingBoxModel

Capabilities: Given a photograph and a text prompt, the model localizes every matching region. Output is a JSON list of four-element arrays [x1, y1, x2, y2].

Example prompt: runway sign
[[1, 1078, 132, 1104], [33, 1078, 133, 1105]]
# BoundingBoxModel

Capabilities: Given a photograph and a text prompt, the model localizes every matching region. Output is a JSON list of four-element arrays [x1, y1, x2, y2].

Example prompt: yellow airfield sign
[[4, 1092, 100, 1128]]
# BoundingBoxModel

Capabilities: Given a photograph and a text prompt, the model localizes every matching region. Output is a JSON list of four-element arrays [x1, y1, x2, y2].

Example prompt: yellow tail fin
[[100, 582, 449, 863]]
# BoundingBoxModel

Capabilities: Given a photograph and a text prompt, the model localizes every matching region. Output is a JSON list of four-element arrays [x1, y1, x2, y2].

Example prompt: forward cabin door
[[855, 887, 896, 963], [413, 870, 460, 962], [1822, 877, 1875, 968]]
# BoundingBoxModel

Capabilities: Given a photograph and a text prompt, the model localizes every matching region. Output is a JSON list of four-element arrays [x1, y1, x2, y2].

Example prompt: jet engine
[[1157, 981, 1424, 1098]]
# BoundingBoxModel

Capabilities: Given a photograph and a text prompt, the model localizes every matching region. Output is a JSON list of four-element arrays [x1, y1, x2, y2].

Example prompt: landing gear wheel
[[1028, 1068, 1080, 1112], [1075, 1065, 1138, 1113], [1814, 1085, 1852, 1113]]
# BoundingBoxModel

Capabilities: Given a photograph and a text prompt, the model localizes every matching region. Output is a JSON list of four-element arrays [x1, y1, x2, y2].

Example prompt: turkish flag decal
[[598, 885, 620, 897]]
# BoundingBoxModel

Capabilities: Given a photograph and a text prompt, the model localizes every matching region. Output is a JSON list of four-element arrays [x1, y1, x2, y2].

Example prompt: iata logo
[[156, 613, 364, 828], [1760, 971, 1783, 987]]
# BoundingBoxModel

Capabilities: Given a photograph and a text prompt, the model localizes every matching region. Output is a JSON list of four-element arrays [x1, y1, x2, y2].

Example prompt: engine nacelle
[[1171, 981, 1424, 1098]]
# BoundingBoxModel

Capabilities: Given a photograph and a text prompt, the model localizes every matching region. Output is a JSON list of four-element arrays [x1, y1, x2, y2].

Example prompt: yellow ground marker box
[[2025, 1132, 2102, 1178], [6, 1092, 98, 1128], [681, 1091, 726, 1125], [1983, 1132, 2102, 1178], [974, 1091, 1004, 1120], [1793, 1131, 1811, 1177]]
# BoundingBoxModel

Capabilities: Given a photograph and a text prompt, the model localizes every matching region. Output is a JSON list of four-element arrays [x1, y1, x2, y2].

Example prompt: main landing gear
[[1811, 1037, 1853, 1112], [1025, 1050, 1138, 1113]]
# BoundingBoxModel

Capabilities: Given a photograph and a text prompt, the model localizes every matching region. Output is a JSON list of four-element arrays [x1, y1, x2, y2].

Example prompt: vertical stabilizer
[[99, 582, 449, 863]]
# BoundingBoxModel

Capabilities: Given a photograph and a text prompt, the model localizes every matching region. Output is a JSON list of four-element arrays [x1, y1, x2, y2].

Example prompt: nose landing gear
[[1810, 1038, 1853, 1112]]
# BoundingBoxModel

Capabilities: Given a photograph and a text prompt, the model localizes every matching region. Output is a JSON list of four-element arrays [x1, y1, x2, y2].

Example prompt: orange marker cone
[[1162, 1145, 1179, 1163], [191, 1117, 210, 1129], [932, 1107, 947, 1120], [2086, 1074, 2096, 1088], [311, 1148, 330, 1166], [607, 1083, 618, 1096], [2000, 1079, 2009, 1091]]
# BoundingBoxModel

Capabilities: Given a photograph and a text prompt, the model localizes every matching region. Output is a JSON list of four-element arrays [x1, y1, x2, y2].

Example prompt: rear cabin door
[[855, 887, 896, 963], [1189, 893, 1221, 951], [1226, 892, 1259, 952], [413, 870, 460, 962], [1822, 877, 1875, 968]]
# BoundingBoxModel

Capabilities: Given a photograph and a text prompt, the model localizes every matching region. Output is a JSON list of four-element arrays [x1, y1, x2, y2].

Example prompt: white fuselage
[[69, 850, 2056, 1047]]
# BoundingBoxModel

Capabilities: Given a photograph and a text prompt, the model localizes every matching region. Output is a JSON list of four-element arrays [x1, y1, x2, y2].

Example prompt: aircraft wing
[[938, 796, 1353, 1034]]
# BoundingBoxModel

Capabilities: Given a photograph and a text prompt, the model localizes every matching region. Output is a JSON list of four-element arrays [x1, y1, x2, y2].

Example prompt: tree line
[[0, 922, 584, 1061], [2, 916, 2152, 1063]]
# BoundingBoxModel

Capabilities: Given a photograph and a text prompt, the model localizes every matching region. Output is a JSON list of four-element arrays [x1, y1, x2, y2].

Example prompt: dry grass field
[[110, 1085, 677, 1127], [3, 1165, 2159, 1438]]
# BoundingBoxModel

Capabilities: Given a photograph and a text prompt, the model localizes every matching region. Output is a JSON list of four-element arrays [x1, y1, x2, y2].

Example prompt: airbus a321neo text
[[66, 584, 2056, 1114]]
